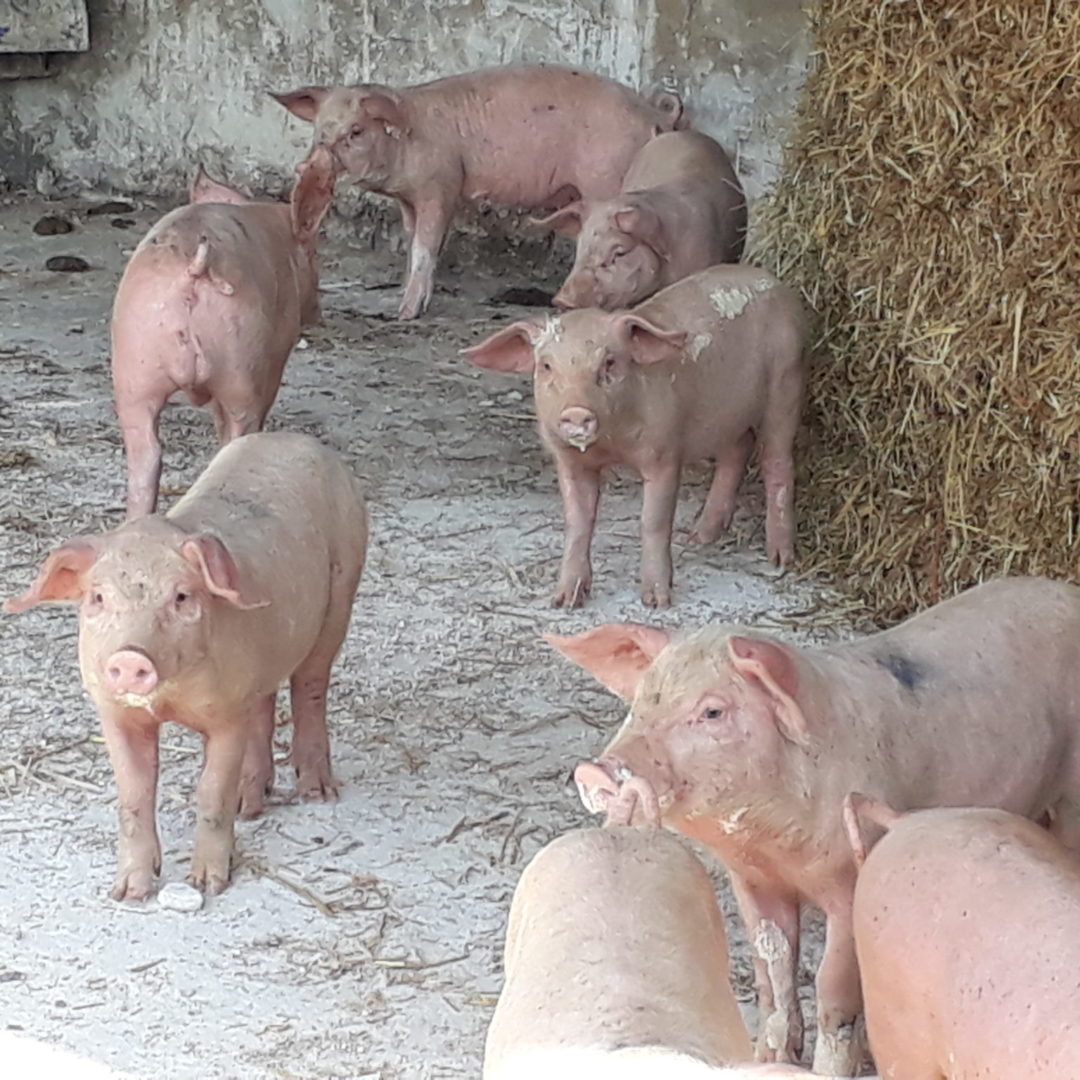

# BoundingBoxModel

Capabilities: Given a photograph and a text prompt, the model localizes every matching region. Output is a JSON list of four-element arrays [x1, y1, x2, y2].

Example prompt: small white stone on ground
[[157, 882, 204, 913]]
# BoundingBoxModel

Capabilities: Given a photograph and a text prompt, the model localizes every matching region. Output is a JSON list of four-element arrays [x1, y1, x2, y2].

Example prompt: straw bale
[[753, 0, 1080, 621]]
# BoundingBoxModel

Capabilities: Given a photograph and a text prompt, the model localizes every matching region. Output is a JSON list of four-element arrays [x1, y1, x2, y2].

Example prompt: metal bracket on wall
[[0, 0, 89, 80]]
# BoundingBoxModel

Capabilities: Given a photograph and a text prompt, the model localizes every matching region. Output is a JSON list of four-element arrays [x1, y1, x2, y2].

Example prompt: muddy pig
[[844, 797, 1080, 1078], [272, 64, 684, 319], [463, 266, 806, 608], [551, 576, 1080, 1074], [537, 131, 746, 310], [6, 432, 367, 899], [112, 155, 335, 518]]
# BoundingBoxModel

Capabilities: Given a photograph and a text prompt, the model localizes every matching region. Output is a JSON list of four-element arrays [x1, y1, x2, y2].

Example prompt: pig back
[[484, 826, 751, 1075], [854, 807, 1080, 1078]]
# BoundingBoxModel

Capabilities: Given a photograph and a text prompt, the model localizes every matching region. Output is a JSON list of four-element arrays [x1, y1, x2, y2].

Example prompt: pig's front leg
[[238, 693, 277, 820], [553, 456, 601, 608], [189, 721, 247, 895], [100, 708, 162, 901], [761, 377, 801, 567], [639, 462, 681, 608], [812, 905, 868, 1076], [398, 193, 456, 320], [730, 873, 804, 1064]]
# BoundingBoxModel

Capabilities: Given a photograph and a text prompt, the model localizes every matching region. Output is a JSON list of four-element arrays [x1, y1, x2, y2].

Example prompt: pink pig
[[537, 131, 747, 310], [844, 798, 1080, 1079], [550, 576, 1080, 1075], [6, 432, 367, 900], [463, 266, 806, 608], [272, 64, 684, 319], [111, 156, 335, 518]]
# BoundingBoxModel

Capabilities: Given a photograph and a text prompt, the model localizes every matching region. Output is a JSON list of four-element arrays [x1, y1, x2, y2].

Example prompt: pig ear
[[612, 313, 687, 366], [651, 89, 685, 130], [180, 536, 270, 610], [614, 205, 667, 258], [460, 321, 540, 374], [842, 791, 900, 869], [727, 635, 810, 746], [543, 624, 671, 700], [270, 86, 329, 123], [5, 537, 100, 612], [530, 201, 585, 238], [361, 93, 410, 137], [189, 165, 250, 205], [291, 147, 337, 242]]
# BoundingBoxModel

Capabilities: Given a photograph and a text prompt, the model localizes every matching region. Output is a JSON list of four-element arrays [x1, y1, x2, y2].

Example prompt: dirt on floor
[[0, 192, 860, 1079]]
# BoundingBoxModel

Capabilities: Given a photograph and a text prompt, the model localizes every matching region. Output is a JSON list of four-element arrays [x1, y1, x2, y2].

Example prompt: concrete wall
[[0, 0, 809, 214]]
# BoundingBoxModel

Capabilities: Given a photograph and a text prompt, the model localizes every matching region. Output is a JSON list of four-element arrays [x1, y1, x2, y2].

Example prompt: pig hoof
[[641, 584, 672, 609], [238, 777, 273, 820], [187, 868, 230, 896], [295, 770, 341, 803], [110, 870, 158, 902], [552, 579, 590, 609]]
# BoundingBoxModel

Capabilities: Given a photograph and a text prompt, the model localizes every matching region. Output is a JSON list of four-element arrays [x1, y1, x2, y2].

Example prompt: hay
[[753, 0, 1080, 621]]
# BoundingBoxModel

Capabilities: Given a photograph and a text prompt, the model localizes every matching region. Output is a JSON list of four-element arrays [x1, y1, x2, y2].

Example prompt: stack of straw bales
[[754, 0, 1080, 621]]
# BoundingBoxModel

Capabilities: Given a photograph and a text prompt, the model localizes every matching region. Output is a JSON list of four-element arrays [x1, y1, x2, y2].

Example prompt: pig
[[485, 821, 866, 1080], [536, 131, 747, 310], [844, 797, 1080, 1079], [550, 575, 1080, 1074], [5, 432, 367, 899], [271, 64, 685, 319], [112, 155, 336, 518], [462, 265, 806, 608]]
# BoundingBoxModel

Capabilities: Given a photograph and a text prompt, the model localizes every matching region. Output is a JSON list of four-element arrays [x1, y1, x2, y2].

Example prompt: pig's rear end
[[483, 826, 752, 1079]]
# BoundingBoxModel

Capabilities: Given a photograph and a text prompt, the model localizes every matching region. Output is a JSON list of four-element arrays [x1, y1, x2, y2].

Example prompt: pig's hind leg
[[689, 430, 754, 544], [812, 903, 869, 1077], [116, 396, 166, 519]]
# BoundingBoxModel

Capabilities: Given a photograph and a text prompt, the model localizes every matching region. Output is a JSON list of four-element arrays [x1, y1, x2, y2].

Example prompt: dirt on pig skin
[[0, 190, 849, 1078]]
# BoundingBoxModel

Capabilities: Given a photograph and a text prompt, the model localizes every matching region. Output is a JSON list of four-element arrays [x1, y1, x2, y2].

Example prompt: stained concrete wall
[[0, 1, 809, 214]]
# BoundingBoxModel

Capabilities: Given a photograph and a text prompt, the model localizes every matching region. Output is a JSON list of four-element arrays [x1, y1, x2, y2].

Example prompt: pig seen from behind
[[272, 64, 685, 319], [551, 576, 1080, 1075], [485, 823, 856, 1080], [6, 432, 368, 900], [844, 798, 1080, 1079], [464, 265, 806, 608], [112, 155, 336, 518], [539, 130, 747, 310]]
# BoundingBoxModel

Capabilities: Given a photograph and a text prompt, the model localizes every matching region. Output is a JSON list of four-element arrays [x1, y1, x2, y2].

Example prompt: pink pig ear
[[460, 321, 541, 373], [613, 205, 667, 258], [612, 313, 687, 366], [361, 93, 410, 137], [189, 165, 250, 205], [269, 86, 329, 123], [544, 624, 671, 700], [727, 635, 810, 746], [180, 535, 269, 610], [291, 147, 338, 242], [530, 201, 585, 237], [5, 537, 100, 612]]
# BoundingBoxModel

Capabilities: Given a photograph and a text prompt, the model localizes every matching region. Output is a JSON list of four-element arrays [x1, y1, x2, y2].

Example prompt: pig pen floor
[[0, 193, 860, 1079]]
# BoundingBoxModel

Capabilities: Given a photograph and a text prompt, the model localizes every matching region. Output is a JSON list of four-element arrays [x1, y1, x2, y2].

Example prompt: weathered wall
[[0, 0, 809, 213]]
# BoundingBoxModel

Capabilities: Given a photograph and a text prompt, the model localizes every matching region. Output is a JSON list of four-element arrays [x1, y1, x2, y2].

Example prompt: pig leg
[[553, 457, 601, 609], [117, 397, 165, 519], [690, 431, 755, 544], [100, 709, 162, 901], [730, 874, 803, 1063], [760, 378, 801, 567], [639, 462, 681, 608], [238, 693, 277, 820], [811, 907, 867, 1076], [188, 722, 247, 894], [399, 192, 456, 320]]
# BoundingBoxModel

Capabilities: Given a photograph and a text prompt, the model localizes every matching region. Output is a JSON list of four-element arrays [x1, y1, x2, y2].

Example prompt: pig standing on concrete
[[272, 64, 685, 319], [6, 433, 367, 900], [486, 822, 855, 1080], [844, 797, 1080, 1079], [463, 266, 806, 608], [551, 576, 1080, 1075], [112, 155, 336, 518], [537, 131, 747, 310]]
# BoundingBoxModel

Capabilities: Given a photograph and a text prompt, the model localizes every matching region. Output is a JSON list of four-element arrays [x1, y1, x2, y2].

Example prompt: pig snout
[[103, 648, 159, 697], [574, 760, 625, 814], [605, 774, 662, 828], [558, 407, 598, 450]]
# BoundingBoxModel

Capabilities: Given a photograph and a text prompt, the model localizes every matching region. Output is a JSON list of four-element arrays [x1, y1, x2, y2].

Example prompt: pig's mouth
[[565, 434, 596, 453], [573, 761, 675, 826]]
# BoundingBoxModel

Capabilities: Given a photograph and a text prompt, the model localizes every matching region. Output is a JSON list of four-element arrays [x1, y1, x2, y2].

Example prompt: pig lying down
[[845, 798, 1080, 1079], [485, 824, 863, 1080], [272, 64, 684, 319], [6, 433, 367, 899], [464, 265, 806, 607], [553, 576, 1080, 1075], [539, 130, 747, 310], [112, 157, 335, 518]]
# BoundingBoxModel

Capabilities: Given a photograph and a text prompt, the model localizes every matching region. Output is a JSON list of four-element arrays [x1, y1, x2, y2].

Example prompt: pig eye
[[175, 590, 189, 605], [702, 707, 725, 722], [540, 360, 552, 373], [89, 591, 103, 607], [350, 123, 365, 138]]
